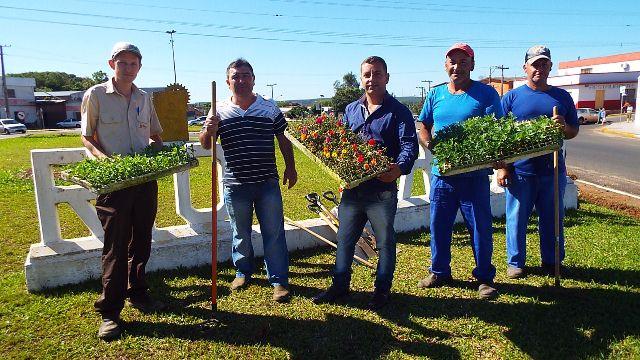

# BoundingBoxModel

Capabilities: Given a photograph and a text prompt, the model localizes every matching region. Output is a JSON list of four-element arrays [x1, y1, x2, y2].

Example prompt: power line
[[65, 1, 637, 28]]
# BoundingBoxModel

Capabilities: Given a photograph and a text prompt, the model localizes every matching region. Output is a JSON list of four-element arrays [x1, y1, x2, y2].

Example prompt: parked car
[[0, 118, 27, 134], [188, 116, 207, 126], [576, 108, 599, 124], [56, 118, 81, 128]]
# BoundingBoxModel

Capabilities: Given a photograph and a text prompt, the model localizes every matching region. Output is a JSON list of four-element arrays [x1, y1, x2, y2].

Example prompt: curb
[[599, 127, 640, 139]]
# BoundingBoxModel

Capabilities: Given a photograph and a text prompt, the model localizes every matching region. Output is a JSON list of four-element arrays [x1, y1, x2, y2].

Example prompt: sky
[[1, 0, 639, 102]]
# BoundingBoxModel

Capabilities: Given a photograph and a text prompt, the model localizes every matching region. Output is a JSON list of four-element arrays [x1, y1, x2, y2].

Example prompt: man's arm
[[418, 123, 434, 151], [275, 132, 297, 189], [149, 134, 163, 150], [378, 108, 418, 182], [198, 109, 220, 150], [82, 132, 108, 159]]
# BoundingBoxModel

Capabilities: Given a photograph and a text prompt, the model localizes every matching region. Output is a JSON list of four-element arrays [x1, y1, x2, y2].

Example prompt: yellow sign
[[153, 83, 189, 141]]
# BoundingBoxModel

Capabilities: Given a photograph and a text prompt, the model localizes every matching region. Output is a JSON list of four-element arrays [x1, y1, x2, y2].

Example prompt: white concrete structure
[[514, 52, 640, 110], [25, 143, 578, 292], [0, 77, 37, 124]]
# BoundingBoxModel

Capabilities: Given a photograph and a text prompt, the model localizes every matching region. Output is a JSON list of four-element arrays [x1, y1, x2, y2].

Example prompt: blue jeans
[[429, 175, 496, 282], [223, 178, 289, 286], [505, 173, 567, 268], [333, 188, 398, 292]]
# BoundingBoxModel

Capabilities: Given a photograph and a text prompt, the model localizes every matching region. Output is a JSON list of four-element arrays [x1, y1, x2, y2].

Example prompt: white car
[[56, 118, 81, 128], [188, 116, 207, 126], [0, 118, 27, 134]]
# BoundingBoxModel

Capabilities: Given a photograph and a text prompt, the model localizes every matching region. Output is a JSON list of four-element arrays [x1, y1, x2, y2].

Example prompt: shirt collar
[[106, 77, 140, 96]]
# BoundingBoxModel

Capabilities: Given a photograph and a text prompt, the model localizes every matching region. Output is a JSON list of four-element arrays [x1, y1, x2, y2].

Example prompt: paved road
[[565, 119, 640, 196]]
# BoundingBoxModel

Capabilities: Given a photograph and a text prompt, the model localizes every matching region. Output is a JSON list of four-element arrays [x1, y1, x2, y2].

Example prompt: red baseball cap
[[446, 43, 474, 58]]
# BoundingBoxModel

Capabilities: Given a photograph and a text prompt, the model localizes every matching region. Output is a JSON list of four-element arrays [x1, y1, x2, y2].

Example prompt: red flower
[[352, 143, 358, 151], [328, 130, 335, 136], [357, 155, 365, 163], [337, 120, 343, 127], [368, 139, 376, 146], [315, 117, 324, 124], [325, 137, 331, 143]]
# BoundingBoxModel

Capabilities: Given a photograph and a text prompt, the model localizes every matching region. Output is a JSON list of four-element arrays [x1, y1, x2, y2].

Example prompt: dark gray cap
[[111, 42, 142, 60], [525, 45, 551, 65]]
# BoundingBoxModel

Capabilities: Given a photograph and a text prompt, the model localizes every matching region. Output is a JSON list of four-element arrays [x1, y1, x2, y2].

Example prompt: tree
[[8, 71, 108, 91], [332, 86, 363, 114], [333, 72, 359, 90], [331, 72, 363, 113], [286, 105, 312, 119]]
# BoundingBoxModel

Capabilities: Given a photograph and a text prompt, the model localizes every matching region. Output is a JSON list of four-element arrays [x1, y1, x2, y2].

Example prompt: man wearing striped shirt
[[199, 58, 297, 302]]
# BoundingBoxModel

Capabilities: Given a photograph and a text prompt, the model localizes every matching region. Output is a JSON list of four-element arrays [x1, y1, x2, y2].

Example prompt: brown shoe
[[98, 318, 121, 341], [273, 285, 290, 302], [417, 273, 453, 289], [478, 283, 498, 300], [230, 277, 249, 291], [367, 288, 390, 310], [506, 266, 526, 279]]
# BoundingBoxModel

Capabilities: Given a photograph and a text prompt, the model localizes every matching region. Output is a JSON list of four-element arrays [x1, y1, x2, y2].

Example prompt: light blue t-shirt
[[501, 84, 578, 176], [419, 80, 504, 177]]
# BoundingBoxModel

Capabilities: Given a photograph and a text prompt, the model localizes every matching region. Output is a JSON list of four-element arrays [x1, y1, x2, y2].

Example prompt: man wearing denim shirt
[[313, 56, 418, 310]]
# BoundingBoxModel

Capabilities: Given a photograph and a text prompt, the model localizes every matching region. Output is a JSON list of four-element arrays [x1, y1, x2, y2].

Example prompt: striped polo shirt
[[216, 94, 286, 185]]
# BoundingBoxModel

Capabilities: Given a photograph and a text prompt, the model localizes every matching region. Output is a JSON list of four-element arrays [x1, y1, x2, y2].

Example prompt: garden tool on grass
[[306, 193, 378, 258], [322, 191, 378, 248], [284, 216, 375, 269]]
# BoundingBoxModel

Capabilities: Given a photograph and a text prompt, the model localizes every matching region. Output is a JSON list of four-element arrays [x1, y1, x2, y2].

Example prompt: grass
[[1, 134, 639, 359]]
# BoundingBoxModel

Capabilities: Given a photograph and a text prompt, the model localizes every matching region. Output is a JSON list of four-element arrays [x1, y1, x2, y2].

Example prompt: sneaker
[[127, 295, 167, 313], [478, 283, 498, 300], [97, 318, 121, 341], [367, 289, 390, 310], [230, 276, 250, 291], [417, 273, 453, 289], [273, 285, 291, 303], [506, 266, 526, 279], [312, 285, 349, 304]]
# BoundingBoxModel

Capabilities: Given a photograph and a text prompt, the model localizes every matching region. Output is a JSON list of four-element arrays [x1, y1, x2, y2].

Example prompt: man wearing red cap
[[82, 42, 165, 340], [417, 43, 503, 299]]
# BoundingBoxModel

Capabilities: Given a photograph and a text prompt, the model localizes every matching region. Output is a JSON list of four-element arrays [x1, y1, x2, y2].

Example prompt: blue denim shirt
[[343, 93, 419, 192]]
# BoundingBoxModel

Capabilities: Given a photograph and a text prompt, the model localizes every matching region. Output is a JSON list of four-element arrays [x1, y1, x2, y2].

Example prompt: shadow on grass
[[378, 280, 640, 360]]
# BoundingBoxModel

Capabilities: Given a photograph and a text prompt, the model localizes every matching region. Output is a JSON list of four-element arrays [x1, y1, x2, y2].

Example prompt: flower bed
[[432, 115, 564, 176], [61, 144, 198, 194], [286, 115, 392, 189]]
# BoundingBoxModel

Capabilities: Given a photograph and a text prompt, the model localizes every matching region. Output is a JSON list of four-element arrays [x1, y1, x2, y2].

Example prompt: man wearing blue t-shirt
[[498, 46, 579, 279], [417, 43, 504, 299]]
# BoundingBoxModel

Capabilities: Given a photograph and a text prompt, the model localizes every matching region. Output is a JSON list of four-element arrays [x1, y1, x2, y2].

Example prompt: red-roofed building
[[515, 51, 639, 111]]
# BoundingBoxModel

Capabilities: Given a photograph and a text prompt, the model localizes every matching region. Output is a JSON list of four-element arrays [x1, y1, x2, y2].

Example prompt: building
[[514, 51, 640, 111], [0, 77, 37, 125], [479, 77, 516, 97], [35, 90, 84, 128]]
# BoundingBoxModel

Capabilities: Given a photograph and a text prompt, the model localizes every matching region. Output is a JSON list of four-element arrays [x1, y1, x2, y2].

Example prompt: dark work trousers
[[93, 181, 158, 319]]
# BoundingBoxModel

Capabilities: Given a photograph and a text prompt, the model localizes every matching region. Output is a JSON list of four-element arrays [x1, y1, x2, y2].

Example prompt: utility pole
[[0, 44, 10, 119], [494, 65, 509, 96], [416, 86, 426, 101], [166, 30, 177, 83], [267, 83, 277, 99], [421, 80, 433, 92]]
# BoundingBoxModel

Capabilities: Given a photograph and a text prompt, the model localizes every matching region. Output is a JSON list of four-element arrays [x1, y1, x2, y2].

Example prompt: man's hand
[[552, 113, 566, 128], [496, 168, 511, 188], [202, 109, 221, 137], [377, 163, 402, 182], [492, 160, 507, 169], [282, 167, 298, 189]]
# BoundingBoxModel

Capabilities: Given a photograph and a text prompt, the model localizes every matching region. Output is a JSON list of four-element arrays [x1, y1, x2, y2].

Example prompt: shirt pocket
[[99, 111, 123, 125]]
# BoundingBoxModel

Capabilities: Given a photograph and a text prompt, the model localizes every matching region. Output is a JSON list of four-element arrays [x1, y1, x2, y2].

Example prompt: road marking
[[574, 179, 640, 200]]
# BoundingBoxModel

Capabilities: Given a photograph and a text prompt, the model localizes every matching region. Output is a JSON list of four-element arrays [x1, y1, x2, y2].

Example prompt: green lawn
[[0, 134, 639, 359]]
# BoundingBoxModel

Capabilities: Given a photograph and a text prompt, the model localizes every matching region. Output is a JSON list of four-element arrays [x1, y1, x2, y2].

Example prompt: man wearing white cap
[[498, 45, 579, 279], [417, 43, 503, 299], [81, 42, 164, 340]]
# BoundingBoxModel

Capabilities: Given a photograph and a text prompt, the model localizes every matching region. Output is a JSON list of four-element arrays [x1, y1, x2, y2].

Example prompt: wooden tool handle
[[211, 81, 218, 310], [552, 105, 561, 287]]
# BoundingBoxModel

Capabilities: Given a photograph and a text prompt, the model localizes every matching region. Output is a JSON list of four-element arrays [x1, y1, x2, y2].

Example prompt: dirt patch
[[574, 178, 640, 219]]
